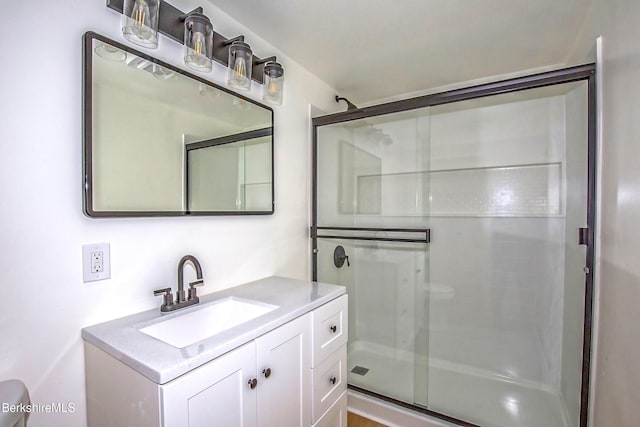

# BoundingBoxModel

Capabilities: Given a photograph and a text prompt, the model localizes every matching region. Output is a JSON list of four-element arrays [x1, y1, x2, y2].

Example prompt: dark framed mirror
[[83, 32, 274, 217]]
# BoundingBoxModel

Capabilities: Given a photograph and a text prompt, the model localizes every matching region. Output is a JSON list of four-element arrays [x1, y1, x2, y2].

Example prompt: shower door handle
[[334, 245, 350, 268], [578, 227, 589, 245]]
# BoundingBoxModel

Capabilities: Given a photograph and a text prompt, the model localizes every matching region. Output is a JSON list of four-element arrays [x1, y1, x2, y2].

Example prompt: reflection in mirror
[[186, 131, 272, 211], [84, 32, 273, 216]]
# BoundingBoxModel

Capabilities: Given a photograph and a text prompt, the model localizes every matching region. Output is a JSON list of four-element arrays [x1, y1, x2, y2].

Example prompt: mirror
[[83, 32, 274, 217]]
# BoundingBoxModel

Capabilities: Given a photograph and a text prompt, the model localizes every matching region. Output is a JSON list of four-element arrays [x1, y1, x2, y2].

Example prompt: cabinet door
[[256, 314, 311, 427], [161, 342, 257, 427]]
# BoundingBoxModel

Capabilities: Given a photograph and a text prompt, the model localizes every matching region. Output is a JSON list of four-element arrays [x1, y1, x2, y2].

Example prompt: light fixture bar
[[252, 56, 276, 83], [106, 0, 271, 84]]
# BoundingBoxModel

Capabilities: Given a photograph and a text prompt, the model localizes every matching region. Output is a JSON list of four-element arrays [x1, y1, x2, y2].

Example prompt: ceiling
[[210, 0, 593, 105]]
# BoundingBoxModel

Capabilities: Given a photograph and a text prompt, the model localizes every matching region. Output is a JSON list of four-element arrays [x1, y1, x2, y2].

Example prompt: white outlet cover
[[83, 242, 111, 282]]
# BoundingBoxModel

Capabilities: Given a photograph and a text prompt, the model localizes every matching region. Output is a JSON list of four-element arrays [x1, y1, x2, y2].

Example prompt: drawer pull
[[330, 325, 337, 333], [262, 368, 272, 378], [329, 376, 337, 385], [248, 378, 258, 389]]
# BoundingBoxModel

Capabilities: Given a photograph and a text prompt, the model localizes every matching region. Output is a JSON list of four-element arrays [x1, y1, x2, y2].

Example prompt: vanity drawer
[[312, 295, 348, 365], [312, 390, 347, 427], [311, 345, 347, 423]]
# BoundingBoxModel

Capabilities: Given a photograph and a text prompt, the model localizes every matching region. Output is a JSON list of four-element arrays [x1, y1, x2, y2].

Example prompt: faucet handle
[[188, 280, 204, 301], [153, 287, 174, 310]]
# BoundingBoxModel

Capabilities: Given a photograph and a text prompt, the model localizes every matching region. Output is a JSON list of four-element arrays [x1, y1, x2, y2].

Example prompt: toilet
[[0, 380, 29, 427]]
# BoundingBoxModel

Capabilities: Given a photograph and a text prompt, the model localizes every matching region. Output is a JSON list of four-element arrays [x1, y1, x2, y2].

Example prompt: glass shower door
[[422, 82, 589, 427], [314, 108, 432, 406], [313, 76, 592, 427]]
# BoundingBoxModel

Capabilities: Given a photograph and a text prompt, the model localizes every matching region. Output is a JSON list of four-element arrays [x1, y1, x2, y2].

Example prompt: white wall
[[568, 0, 640, 425], [0, 1, 337, 426]]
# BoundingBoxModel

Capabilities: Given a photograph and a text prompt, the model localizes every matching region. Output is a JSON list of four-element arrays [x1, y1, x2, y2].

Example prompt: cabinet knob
[[248, 378, 258, 389], [330, 325, 337, 333], [329, 376, 337, 385], [262, 368, 272, 378]]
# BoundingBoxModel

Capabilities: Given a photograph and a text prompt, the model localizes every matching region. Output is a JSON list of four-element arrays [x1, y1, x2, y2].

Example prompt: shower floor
[[348, 341, 570, 427]]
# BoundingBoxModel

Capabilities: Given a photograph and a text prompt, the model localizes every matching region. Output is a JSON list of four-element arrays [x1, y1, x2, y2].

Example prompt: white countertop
[[82, 276, 346, 384]]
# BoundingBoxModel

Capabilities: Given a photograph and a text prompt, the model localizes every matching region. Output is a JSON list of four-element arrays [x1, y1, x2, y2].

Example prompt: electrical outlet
[[83, 243, 111, 282], [91, 251, 103, 273]]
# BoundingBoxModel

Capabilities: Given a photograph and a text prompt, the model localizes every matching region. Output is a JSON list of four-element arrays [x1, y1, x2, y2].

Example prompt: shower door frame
[[311, 63, 597, 427]]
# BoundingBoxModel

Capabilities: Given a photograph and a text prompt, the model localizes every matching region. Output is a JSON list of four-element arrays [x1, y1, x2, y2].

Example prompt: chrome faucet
[[153, 255, 204, 312]]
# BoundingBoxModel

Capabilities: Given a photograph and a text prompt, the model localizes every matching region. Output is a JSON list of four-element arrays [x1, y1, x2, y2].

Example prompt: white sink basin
[[139, 297, 278, 348]]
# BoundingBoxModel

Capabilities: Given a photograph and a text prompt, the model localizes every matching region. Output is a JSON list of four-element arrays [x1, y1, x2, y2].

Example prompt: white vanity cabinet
[[162, 313, 311, 427], [86, 313, 310, 427], [84, 292, 348, 427]]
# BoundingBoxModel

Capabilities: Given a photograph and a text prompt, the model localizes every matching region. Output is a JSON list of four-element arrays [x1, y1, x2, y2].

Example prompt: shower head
[[335, 95, 358, 111]]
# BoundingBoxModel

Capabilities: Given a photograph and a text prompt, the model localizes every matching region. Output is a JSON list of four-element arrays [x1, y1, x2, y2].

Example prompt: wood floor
[[348, 412, 388, 427]]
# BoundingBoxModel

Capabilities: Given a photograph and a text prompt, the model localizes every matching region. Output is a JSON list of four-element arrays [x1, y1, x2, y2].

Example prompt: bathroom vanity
[[82, 276, 347, 427]]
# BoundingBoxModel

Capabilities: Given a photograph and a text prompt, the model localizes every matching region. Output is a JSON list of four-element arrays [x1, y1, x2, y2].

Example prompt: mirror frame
[[82, 31, 275, 217]]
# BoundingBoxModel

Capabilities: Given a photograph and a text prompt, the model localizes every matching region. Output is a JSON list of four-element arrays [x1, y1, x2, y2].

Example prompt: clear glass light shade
[[228, 41, 252, 91], [122, 0, 159, 49], [262, 62, 284, 105], [184, 13, 214, 72]]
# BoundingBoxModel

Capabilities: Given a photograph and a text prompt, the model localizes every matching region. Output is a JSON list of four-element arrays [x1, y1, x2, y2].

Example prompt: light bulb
[[183, 13, 213, 72], [263, 76, 283, 104], [235, 58, 246, 76], [232, 57, 248, 84], [227, 41, 252, 90], [133, 0, 149, 26], [185, 32, 210, 69], [130, 0, 152, 39], [193, 32, 205, 56], [122, 0, 158, 48], [262, 61, 284, 105], [267, 79, 278, 97]]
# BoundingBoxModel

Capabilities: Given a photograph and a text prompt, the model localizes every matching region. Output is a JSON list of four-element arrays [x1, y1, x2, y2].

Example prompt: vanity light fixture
[[227, 38, 253, 91], [262, 61, 284, 106], [121, 0, 160, 49], [183, 11, 214, 72], [253, 56, 285, 106], [108, 0, 286, 104]]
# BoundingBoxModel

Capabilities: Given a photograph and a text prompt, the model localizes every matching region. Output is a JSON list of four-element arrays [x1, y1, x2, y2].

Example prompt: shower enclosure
[[311, 65, 595, 427]]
